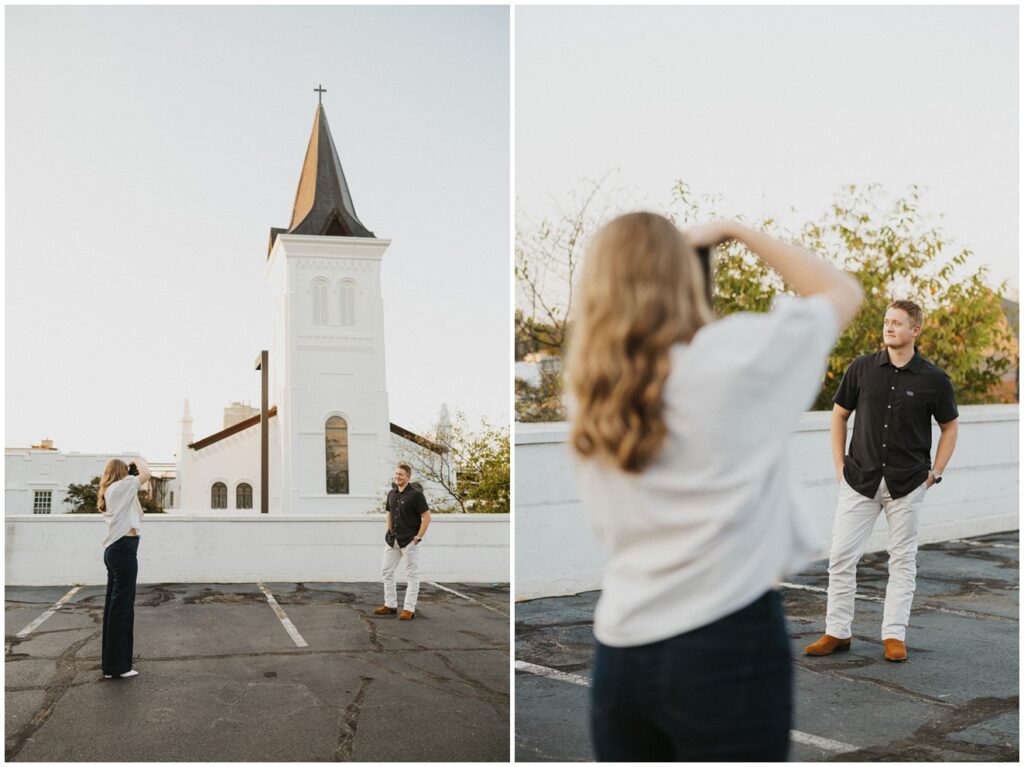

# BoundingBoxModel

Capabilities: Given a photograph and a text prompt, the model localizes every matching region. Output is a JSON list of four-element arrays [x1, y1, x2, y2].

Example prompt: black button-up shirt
[[385, 484, 429, 547], [834, 347, 958, 499]]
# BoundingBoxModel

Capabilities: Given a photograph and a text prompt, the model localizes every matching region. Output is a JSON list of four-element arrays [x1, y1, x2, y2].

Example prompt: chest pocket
[[899, 386, 935, 420]]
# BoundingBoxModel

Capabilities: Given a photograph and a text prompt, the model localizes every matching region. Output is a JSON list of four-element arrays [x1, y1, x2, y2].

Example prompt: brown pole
[[255, 350, 269, 514]]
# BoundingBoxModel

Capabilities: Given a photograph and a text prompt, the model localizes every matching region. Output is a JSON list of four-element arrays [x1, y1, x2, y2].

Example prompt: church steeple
[[269, 98, 374, 254]]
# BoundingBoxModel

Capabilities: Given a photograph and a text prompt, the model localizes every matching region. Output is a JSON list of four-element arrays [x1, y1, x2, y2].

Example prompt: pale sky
[[6, 5, 510, 461], [516, 5, 1018, 296]]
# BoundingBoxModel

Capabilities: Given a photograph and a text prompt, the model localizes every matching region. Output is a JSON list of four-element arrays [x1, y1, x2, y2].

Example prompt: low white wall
[[516, 405, 1019, 600], [5, 514, 509, 586]]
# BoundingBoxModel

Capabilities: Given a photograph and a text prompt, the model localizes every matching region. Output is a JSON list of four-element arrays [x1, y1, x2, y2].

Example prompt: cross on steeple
[[314, 84, 326, 104]]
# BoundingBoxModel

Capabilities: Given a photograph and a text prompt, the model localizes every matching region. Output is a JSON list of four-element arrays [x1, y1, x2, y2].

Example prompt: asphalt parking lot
[[516, 531, 1019, 762], [6, 581, 509, 762]]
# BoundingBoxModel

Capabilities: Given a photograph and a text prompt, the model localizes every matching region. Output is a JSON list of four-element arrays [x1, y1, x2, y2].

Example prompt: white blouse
[[101, 475, 143, 549], [576, 295, 840, 647]]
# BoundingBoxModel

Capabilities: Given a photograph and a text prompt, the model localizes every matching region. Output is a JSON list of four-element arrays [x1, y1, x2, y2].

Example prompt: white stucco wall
[[515, 404, 1019, 600], [5, 514, 509, 585], [5, 450, 141, 516]]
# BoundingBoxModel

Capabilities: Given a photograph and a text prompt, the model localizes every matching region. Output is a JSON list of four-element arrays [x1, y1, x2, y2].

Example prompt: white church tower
[[265, 102, 392, 514]]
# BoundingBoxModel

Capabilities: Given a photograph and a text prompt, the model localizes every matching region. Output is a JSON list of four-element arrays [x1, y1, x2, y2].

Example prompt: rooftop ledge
[[6, 513, 510, 523]]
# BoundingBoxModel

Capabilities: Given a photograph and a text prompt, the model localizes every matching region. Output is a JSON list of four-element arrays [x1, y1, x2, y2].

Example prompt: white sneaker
[[104, 669, 139, 679]]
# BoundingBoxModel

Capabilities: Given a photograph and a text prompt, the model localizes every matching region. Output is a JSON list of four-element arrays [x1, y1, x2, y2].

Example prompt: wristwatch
[[930, 470, 943, 485], [414, 536, 423, 543]]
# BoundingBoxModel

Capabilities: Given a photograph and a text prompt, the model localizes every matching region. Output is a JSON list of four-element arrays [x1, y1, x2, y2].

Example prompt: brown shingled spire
[[269, 101, 374, 255]]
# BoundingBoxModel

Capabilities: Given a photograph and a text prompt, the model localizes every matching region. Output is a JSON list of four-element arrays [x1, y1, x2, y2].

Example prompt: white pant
[[825, 478, 927, 641], [382, 541, 422, 612]]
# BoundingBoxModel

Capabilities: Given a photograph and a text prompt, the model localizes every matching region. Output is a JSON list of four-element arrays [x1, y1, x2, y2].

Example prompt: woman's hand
[[682, 221, 740, 250]]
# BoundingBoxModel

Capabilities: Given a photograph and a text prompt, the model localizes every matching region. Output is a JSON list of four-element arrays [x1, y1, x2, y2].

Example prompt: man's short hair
[[396, 462, 413, 477], [887, 299, 923, 328]]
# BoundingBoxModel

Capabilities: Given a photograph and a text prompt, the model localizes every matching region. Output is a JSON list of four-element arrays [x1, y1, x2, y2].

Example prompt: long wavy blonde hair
[[566, 212, 713, 472], [97, 459, 129, 512]]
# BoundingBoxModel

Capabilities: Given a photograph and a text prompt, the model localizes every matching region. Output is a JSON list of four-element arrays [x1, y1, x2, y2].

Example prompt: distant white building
[[4, 441, 174, 516], [174, 101, 444, 514], [223, 402, 259, 429]]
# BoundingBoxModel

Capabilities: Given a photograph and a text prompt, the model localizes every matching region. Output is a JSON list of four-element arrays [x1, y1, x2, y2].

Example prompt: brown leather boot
[[804, 634, 852, 656], [398, 609, 415, 620], [883, 638, 908, 662], [373, 605, 397, 616]]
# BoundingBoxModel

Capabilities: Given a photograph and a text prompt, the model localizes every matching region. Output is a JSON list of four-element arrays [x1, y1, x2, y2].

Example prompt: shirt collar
[[875, 346, 925, 372]]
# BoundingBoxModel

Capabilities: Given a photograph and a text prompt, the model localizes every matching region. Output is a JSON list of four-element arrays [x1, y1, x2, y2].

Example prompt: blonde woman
[[98, 456, 151, 679], [566, 213, 863, 761]]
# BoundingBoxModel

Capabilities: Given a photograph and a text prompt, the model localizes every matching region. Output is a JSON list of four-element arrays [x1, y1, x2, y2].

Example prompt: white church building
[[174, 102, 445, 515]]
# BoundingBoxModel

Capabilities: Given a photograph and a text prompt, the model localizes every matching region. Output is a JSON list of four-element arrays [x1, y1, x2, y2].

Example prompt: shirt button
[[891, 386, 895, 390], [882, 443, 886, 447], [882, 463, 886, 467], [888, 405, 891, 409], [885, 424, 889, 428]]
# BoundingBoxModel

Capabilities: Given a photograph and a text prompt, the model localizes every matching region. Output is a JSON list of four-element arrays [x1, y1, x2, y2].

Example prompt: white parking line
[[256, 582, 308, 648], [515, 659, 592, 686], [948, 538, 1019, 550], [515, 659, 859, 755], [15, 586, 83, 639], [429, 582, 507, 615], [790, 730, 859, 754]]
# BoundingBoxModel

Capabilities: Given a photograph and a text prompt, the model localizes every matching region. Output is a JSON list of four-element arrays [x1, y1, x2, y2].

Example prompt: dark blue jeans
[[591, 589, 792, 762], [102, 536, 139, 676]]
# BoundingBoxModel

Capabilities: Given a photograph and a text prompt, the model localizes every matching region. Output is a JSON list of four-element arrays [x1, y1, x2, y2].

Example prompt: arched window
[[337, 281, 356, 327], [325, 415, 349, 494], [236, 483, 253, 510], [311, 279, 328, 325], [211, 482, 227, 509]]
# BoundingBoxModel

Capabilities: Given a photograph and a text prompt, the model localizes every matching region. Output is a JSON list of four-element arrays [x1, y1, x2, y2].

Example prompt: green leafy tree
[[398, 410, 510, 513], [515, 178, 1018, 420], [458, 420, 510, 514], [64, 475, 165, 514], [689, 183, 1017, 407], [64, 477, 101, 514]]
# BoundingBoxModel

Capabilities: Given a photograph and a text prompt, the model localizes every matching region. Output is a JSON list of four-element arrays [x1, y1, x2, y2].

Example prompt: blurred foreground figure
[[566, 213, 863, 761]]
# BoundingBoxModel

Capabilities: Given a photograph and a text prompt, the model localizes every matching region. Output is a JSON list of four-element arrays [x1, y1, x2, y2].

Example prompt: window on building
[[325, 416, 349, 494], [236, 483, 253, 509], [312, 279, 328, 325], [338, 281, 355, 327], [211, 482, 227, 509], [33, 490, 52, 515], [169, 491, 174, 507]]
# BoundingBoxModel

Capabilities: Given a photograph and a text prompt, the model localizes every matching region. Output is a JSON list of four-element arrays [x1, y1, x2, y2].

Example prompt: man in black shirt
[[806, 300, 959, 662], [373, 462, 431, 620]]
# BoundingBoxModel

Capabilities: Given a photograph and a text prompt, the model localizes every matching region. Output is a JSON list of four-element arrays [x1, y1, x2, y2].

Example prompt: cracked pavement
[[6, 581, 509, 762], [515, 531, 1018, 762]]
